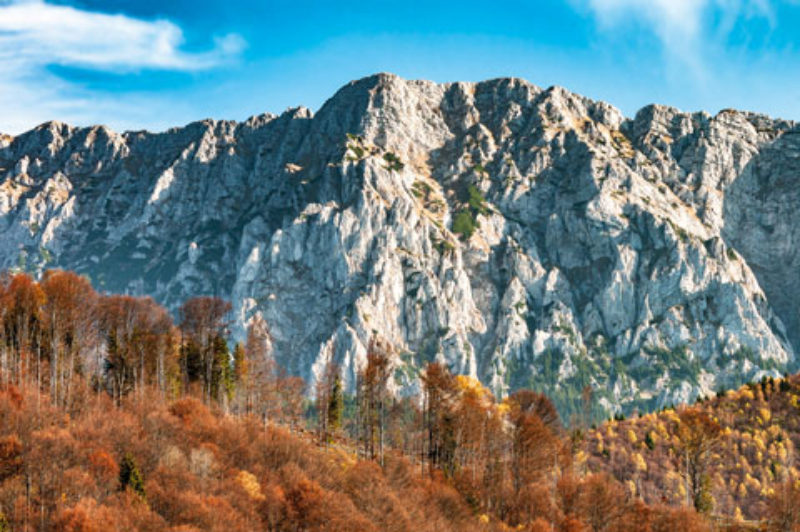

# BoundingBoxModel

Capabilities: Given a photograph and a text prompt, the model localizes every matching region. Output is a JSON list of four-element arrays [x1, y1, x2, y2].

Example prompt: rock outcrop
[[1, 73, 797, 420]]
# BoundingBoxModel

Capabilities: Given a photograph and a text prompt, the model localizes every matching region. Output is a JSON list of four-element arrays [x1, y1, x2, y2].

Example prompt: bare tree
[[357, 339, 392, 465]]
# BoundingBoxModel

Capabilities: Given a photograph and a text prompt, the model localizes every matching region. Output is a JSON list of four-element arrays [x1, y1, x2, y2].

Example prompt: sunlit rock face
[[1, 73, 797, 419]]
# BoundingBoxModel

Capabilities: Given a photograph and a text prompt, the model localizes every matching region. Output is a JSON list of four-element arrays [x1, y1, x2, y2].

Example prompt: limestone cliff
[[1, 73, 796, 419]]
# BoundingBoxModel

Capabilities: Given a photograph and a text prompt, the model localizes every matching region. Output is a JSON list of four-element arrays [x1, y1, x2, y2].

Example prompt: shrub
[[452, 210, 477, 240], [466, 185, 489, 215], [383, 152, 404, 172]]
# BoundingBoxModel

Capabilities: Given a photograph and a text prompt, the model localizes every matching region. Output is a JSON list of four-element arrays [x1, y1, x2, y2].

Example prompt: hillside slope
[[585, 374, 800, 523], [0, 73, 798, 418], [0, 383, 486, 531]]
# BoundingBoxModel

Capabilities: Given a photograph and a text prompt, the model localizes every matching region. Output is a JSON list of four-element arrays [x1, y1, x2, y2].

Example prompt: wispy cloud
[[0, 0, 244, 134], [582, 0, 775, 79]]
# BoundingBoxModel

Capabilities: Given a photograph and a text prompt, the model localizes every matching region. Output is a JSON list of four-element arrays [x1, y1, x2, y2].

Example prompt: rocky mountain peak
[[1, 73, 798, 420]]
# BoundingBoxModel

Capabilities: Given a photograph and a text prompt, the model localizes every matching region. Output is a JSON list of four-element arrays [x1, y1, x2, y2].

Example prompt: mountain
[[0, 73, 797, 419]]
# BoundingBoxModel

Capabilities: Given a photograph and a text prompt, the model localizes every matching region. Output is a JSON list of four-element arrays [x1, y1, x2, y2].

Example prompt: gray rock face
[[1, 73, 797, 420]]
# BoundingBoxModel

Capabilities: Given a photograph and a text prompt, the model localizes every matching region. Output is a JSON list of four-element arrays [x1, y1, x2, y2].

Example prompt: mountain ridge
[[1, 72, 798, 420]]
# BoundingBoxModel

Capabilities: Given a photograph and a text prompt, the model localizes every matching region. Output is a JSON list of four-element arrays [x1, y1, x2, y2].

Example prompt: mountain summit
[[1, 73, 797, 419]]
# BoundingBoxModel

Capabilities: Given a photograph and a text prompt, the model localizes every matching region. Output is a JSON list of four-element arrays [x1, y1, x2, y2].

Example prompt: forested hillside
[[585, 374, 800, 525], [0, 269, 798, 530]]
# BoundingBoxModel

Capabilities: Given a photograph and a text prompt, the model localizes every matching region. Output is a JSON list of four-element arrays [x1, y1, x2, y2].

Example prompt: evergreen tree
[[181, 339, 203, 387], [210, 335, 232, 403], [119, 453, 146, 499], [233, 342, 246, 384], [328, 373, 344, 433], [178, 297, 231, 403]]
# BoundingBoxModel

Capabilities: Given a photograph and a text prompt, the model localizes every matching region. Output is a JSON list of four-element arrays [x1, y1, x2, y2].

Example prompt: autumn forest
[[0, 270, 799, 531]]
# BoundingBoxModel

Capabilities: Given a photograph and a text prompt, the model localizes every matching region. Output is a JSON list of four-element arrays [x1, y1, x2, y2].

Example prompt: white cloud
[[0, 0, 244, 134], [587, 0, 706, 35], [583, 0, 775, 78]]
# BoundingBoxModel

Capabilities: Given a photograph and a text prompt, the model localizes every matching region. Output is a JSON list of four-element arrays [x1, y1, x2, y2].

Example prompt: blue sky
[[1, 0, 799, 134]]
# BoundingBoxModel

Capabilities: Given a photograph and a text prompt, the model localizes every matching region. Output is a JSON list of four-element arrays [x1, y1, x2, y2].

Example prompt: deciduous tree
[[41, 270, 98, 407], [672, 408, 722, 513], [358, 339, 392, 464]]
